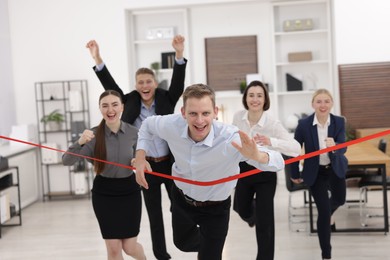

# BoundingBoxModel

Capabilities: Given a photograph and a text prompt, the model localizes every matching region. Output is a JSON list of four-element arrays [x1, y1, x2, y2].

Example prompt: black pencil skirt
[[91, 174, 141, 239]]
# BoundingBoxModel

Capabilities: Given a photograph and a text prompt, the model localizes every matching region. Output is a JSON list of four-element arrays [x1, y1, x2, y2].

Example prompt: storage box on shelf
[[271, 0, 335, 126], [35, 80, 92, 200]]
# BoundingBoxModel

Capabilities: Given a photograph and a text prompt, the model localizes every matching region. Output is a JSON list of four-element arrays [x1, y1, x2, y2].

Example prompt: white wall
[[333, 0, 390, 64], [6, 0, 268, 129], [7, 0, 129, 128], [0, 0, 16, 142], [4, 0, 390, 132]]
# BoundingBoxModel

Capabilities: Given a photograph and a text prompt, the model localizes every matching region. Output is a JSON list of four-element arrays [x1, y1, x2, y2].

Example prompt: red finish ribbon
[[1, 129, 389, 186]]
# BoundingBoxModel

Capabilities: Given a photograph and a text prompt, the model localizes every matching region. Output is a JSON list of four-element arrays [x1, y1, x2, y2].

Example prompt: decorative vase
[[285, 114, 300, 132], [48, 122, 61, 131]]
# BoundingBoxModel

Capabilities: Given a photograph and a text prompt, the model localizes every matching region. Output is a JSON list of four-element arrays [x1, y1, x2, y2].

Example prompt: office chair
[[345, 139, 387, 207], [357, 139, 389, 226], [283, 155, 309, 232]]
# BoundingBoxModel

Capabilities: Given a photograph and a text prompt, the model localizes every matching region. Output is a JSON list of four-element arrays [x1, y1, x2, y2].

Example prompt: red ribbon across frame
[[1, 129, 389, 186]]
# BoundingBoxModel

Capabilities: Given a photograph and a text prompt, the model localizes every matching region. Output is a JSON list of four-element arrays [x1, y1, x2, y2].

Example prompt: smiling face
[[99, 94, 123, 125], [181, 96, 218, 142], [246, 86, 265, 113], [135, 72, 158, 107], [312, 92, 333, 117]]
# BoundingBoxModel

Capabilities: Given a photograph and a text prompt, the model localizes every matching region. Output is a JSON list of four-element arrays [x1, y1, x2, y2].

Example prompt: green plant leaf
[[41, 109, 65, 123]]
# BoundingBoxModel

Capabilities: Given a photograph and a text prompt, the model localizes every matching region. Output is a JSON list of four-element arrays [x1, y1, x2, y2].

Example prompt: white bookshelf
[[271, 0, 335, 125], [126, 8, 191, 87]]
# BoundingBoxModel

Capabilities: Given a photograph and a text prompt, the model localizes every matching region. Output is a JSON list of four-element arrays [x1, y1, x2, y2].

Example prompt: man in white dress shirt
[[135, 83, 284, 260]]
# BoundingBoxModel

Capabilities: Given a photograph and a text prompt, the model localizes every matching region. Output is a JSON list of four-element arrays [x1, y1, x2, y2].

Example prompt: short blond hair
[[312, 88, 333, 103], [135, 67, 156, 81]]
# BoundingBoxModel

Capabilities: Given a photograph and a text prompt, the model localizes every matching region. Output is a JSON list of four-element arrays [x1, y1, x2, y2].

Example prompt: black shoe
[[157, 253, 171, 260], [331, 223, 336, 232], [246, 214, 256, 228]]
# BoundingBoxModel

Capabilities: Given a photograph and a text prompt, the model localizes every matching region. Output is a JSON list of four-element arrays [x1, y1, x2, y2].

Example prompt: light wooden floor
[[1, 175, 390, 260]]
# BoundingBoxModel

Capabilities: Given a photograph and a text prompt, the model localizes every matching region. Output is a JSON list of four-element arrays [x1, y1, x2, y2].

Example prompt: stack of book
[[161, 52, 176, 69]]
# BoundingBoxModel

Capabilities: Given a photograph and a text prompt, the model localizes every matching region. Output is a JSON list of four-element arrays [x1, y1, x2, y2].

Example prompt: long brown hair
[[94, 90, 123, 174]]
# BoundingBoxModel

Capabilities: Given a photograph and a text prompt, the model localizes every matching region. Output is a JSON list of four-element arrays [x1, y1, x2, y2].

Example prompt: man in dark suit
[[86, 35, 187, 260]]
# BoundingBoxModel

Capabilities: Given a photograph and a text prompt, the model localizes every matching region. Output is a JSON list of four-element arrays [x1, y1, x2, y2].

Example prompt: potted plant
[[41, 109, 65, 131], [240, 80, 247, 94], [150, 61, 160, 82]]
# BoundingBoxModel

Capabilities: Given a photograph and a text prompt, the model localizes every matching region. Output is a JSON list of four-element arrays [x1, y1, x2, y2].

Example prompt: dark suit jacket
[[93, 59, 187, 124], [291, 113, 348, 187]]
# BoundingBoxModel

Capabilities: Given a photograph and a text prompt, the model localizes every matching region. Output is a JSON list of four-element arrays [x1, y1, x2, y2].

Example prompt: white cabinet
[[271, 0, 334, 126], [127, 8, 191, 87]]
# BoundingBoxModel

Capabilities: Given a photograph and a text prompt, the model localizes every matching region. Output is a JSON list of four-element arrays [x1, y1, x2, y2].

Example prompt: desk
[[0, 144, 40, 208], [355, 128, 390, 159], [0, 166, 22, 238], [309, 142, 389, 233]]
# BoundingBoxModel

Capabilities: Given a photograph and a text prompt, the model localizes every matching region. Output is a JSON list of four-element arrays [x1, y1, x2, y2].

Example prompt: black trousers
[[310, 166, 346, 259], [233, 162, 277, 260], [171, 184, 231, 260], [143, 159, 173, 260]]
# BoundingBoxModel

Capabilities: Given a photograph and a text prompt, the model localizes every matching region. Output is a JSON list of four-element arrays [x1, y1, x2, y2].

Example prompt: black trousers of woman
[[310, 166, 346, 259], [233, 162, 277, 260], [143, 159, 173, 260]]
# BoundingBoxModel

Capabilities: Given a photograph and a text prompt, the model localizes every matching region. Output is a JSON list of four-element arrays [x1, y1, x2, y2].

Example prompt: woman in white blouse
[[232, 80, 300, 260]]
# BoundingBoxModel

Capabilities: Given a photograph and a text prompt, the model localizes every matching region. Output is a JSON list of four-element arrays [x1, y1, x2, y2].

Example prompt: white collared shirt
[[232, 110, 301, 157], [137, 114, 285, 201], [313, 115, 331, 165]]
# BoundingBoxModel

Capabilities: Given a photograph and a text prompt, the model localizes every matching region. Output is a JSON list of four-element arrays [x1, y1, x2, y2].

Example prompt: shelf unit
[[34, 80, 92, 201], [126, 8, 191, 87], [0, 166, 22, 238], [271, 0, 335, 125]]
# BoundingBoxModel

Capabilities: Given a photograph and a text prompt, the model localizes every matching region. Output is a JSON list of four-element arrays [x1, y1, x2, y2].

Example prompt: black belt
[[177, 188, 225, 207], [145, 155, 170, 163], [319, 164, 331, 170]]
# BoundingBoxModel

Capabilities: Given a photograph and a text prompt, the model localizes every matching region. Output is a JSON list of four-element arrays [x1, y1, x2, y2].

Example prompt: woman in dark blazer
[[291, 89, 347, 260]]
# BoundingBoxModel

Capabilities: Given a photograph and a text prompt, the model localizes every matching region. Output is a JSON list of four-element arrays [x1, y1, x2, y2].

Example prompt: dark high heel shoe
[[243, 198, 256, 227], [331, 223, 336, 232]]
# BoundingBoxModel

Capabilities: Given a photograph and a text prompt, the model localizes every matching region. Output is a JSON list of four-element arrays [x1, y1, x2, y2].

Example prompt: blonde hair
[[312, 88, 333, 103]]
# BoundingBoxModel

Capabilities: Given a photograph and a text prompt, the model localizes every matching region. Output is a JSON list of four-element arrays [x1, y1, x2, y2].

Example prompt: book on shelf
[[0, 192, 10, 223], [161, 52, 176, 69]]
